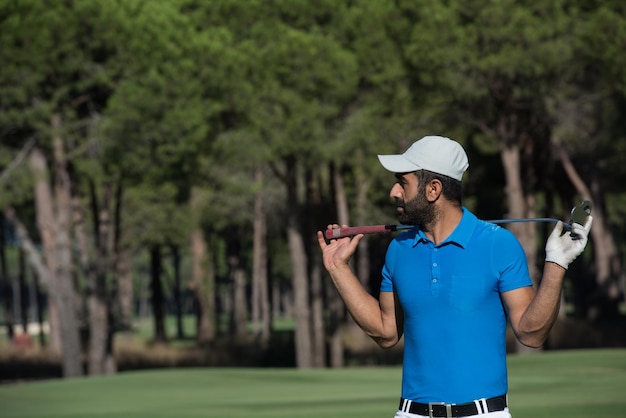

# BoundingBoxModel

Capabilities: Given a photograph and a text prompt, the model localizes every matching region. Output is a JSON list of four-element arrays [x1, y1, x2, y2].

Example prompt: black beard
[[397, 190, 436, 226]]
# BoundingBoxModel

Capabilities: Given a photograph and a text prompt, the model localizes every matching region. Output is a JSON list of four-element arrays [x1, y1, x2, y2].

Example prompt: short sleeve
[[494, 229, 533, 292], [380, 240, 398, 293]]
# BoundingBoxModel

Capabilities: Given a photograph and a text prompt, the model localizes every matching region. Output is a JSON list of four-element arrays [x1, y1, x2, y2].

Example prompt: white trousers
[[394, 407, 512, 418]]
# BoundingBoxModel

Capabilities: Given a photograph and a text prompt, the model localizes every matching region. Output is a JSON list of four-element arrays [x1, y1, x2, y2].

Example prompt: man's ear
[[425, 179, 442, 202]]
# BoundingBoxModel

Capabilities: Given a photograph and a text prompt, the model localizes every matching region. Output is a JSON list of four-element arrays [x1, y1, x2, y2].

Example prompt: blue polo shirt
[[380, 208, 532, 404]]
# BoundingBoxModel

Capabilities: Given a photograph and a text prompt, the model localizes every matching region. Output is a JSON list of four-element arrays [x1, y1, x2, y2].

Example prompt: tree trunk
[[50, 115, 84, 377], [271, 279, 282, 319], [0, 139, 37, 339], [557, 144, 623, 318], [113, 182, 134, 341], [33, 267, 46, 346], [288, 220, 313, 368], [306, 168, 326, 368], [233, 265, 248, 340], [171, 245, 184, 339], [285, 157, 313, 368], [87, 272, 109, 374], [30, 147, 63, 354], [329, 164, 348, 367], [501, 144, 539, 279], [189, 188, 216, 345], [354, 156, 371, 293], [500, 139, 540, 354], [3, 207, 48, 345], [3, 207, 50, 288], [150, 245, 167, 343], [88, 181, 113, 375], [116, 245, 133, 338], [190, 226, 216, 346], [0, 219, 15, 340], [310, 254, 326, 368], [18, 248, 28, 333], [227, 233, 249, 341], [252, 166, 271, 345], [281, 285, 294, 319]]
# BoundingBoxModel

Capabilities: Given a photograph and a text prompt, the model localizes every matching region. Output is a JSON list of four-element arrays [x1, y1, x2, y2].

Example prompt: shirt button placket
[[431, 246, 440, 296]]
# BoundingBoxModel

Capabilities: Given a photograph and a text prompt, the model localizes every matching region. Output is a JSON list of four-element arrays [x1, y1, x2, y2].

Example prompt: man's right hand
[[317, 224, 364, 273]]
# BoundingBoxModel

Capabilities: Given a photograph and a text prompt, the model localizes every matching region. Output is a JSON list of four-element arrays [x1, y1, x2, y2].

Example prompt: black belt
[[399, 394, 507, 417]]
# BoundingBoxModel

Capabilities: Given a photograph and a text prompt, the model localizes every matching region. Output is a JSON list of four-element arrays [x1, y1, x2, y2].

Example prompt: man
[[317, 135, 592, 418]]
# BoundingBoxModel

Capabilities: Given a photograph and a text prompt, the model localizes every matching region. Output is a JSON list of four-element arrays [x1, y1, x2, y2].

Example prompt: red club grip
[[324, 225, 397, 240]]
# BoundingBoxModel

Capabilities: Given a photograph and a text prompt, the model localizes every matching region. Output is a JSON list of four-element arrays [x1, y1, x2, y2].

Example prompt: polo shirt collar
[[413, 207, 477, 248]]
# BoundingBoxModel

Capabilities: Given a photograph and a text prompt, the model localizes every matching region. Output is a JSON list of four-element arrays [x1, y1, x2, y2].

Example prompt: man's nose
[[390, 183, 402, 199]]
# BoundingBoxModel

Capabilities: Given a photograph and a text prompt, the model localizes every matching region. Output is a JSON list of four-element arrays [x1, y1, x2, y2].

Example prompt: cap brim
[[377, 154, 420, 173]]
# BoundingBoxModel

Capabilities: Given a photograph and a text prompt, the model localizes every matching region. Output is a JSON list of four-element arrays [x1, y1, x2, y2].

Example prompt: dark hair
[[415, 170, 463, 205]]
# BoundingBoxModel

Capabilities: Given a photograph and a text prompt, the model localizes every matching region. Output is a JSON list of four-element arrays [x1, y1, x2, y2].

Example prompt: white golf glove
[[545, 216, 593, 269]]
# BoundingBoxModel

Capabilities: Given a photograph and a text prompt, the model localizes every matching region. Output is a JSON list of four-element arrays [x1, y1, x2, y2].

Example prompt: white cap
[[377, 135, 469, 181]]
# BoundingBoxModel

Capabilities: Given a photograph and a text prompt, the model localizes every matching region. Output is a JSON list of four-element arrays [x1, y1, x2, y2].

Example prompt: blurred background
[[0, 0, 625, 382]]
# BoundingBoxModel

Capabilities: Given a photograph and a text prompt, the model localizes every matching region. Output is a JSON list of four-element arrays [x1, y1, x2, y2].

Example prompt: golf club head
[[569, 200, 592, 239]]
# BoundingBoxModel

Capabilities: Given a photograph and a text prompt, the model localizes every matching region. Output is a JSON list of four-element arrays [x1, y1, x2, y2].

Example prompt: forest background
[[0, 0, 625, 380]]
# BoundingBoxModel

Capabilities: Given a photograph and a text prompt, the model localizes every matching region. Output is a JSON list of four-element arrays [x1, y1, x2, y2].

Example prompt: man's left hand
[[545, 216, 593, 269]]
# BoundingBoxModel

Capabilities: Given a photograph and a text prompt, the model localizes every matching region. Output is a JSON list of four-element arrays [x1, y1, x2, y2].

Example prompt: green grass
[[506, 349, 626, 417], [0, 349, 624, 418]]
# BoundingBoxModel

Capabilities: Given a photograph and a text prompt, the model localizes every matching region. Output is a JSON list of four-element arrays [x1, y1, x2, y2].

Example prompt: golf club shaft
[[324, 218, 570, 240]]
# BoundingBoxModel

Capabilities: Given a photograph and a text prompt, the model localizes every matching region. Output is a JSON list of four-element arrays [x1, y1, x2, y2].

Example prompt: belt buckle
[[428, 402, 452, 418]]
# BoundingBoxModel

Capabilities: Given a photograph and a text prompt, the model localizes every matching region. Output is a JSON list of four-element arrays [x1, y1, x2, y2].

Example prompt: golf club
[[324, 200, 592, 241]]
